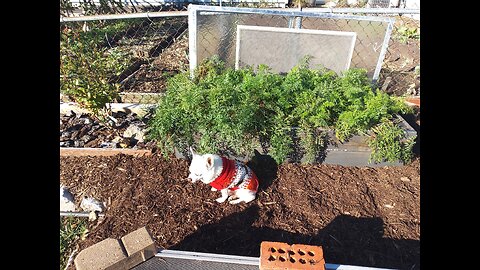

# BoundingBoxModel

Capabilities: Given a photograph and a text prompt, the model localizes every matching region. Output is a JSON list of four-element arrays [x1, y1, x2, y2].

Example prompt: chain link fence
[[60, 3, 419, 105]]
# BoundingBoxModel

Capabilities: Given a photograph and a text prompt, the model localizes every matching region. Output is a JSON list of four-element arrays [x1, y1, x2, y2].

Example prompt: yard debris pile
[[60, 111, 156, 149]]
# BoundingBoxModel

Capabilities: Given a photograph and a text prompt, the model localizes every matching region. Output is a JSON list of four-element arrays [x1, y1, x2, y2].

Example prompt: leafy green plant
[[396, 26, 420, 43], [368, 118, 417, 164], [147, 57, 415, 164], [60, 216, 88, 269], [60, 22, 134, 116]]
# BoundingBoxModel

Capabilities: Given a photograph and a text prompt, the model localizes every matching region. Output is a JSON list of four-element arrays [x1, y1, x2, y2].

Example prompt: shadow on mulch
[[170, 205, 419, 270], [246, 150, 278, 192]]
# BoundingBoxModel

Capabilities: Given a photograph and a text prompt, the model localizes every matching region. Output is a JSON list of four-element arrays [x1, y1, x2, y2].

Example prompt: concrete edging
[[74, 227, 156, 270]]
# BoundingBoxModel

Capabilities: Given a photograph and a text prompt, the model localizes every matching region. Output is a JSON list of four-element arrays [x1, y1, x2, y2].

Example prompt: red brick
[[260, 241, 325, 270]]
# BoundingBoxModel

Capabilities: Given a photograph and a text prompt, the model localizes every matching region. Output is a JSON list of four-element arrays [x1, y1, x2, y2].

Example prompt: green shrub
[[396, 26, 420, 43], [147, 57, 414, 164], [368, 118, 417, 164], [60, 23, 132, 115]]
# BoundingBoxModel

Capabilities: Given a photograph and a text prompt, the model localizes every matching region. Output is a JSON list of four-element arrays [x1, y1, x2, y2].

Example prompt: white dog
[[187, 147, 259, 204]]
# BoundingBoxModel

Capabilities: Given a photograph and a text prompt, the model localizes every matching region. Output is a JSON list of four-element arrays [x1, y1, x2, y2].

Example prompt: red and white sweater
[[209, 157, 259, 192]]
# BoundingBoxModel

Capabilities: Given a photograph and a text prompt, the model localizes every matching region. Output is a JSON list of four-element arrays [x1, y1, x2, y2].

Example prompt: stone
[[80, 197, 105, 212], [74, 238, 128, 270], [123, 124, 145, 142], [120, 227, 157, 268], [60, 186, 76, 212]]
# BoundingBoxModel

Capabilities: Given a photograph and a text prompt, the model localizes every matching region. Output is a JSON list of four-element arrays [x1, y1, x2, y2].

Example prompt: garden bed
[[60, 101, 418, 167], [60, 153, 420, 270]]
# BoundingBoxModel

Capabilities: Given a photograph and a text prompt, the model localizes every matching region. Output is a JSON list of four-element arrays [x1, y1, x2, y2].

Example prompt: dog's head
[[187, 147, 218, 184]]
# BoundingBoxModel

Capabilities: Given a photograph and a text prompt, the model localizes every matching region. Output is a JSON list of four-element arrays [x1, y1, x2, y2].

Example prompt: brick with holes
[[260, 241, 325, 270]]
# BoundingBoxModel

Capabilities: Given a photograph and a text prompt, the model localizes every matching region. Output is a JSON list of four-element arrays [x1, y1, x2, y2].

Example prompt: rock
[[60, 141, 74, 147], [74, 140, 84, 148], [80, 197, 105, 212], [100, 142, 118, 148], [111, 136, 123, 143], [88, 211, 98, 222], [78, 125, 90, 139], [406, 83, 417, 96], [400, 176, 411, 182], [80, 134, 92, 144], [347, 0, 358, 5], [60, 132, 71, 142], [84, 138, 100, 148], [123, 124, 145, 142], [60, 186, 76, 212]]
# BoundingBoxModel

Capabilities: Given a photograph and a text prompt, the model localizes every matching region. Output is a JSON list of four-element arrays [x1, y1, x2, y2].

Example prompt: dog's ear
[[206, 156, 213, 170]]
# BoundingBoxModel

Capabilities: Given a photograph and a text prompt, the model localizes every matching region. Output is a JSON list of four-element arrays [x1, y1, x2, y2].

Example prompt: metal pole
[[188, 5, 198, 78], [60, 211, 105, 217], [372, 17, 396, 83]]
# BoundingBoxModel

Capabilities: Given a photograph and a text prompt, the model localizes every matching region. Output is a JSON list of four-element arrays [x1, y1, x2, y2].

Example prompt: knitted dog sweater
[[209, 157, 259, 192]]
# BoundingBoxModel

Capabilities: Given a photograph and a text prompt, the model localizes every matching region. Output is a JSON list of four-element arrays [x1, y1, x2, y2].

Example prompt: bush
[[147, 57, 414, 164], [60, 22, 132, 115]]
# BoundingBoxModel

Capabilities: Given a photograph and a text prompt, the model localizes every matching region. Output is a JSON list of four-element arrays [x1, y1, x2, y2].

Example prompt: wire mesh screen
[[300, 16, 390, 79], [132, 256, 259, 270], [235, 25, 357, 75], [195, 13, 290, 69], [189, 5, 394, 81]]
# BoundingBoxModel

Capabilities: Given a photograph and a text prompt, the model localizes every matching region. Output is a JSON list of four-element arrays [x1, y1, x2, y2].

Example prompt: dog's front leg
[[215, 189, 229, 203]]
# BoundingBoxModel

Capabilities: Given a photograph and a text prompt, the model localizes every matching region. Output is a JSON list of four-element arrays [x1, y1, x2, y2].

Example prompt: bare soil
[[60, 153, 420, 270], [119, 26, 189, 94]]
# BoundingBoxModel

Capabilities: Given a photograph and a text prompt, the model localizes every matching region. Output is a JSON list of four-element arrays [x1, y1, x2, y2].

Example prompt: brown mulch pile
[[60, 153, 420, 269]]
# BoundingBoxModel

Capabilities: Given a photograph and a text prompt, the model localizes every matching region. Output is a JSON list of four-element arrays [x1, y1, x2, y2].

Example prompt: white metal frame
[[187, 4, 396, 82], [234, 25, 357, 72]]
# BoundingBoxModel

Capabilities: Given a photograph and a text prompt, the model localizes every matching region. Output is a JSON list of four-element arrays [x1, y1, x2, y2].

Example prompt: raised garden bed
[[60, 153, 420, 270], [60, 100, 418, 167]]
